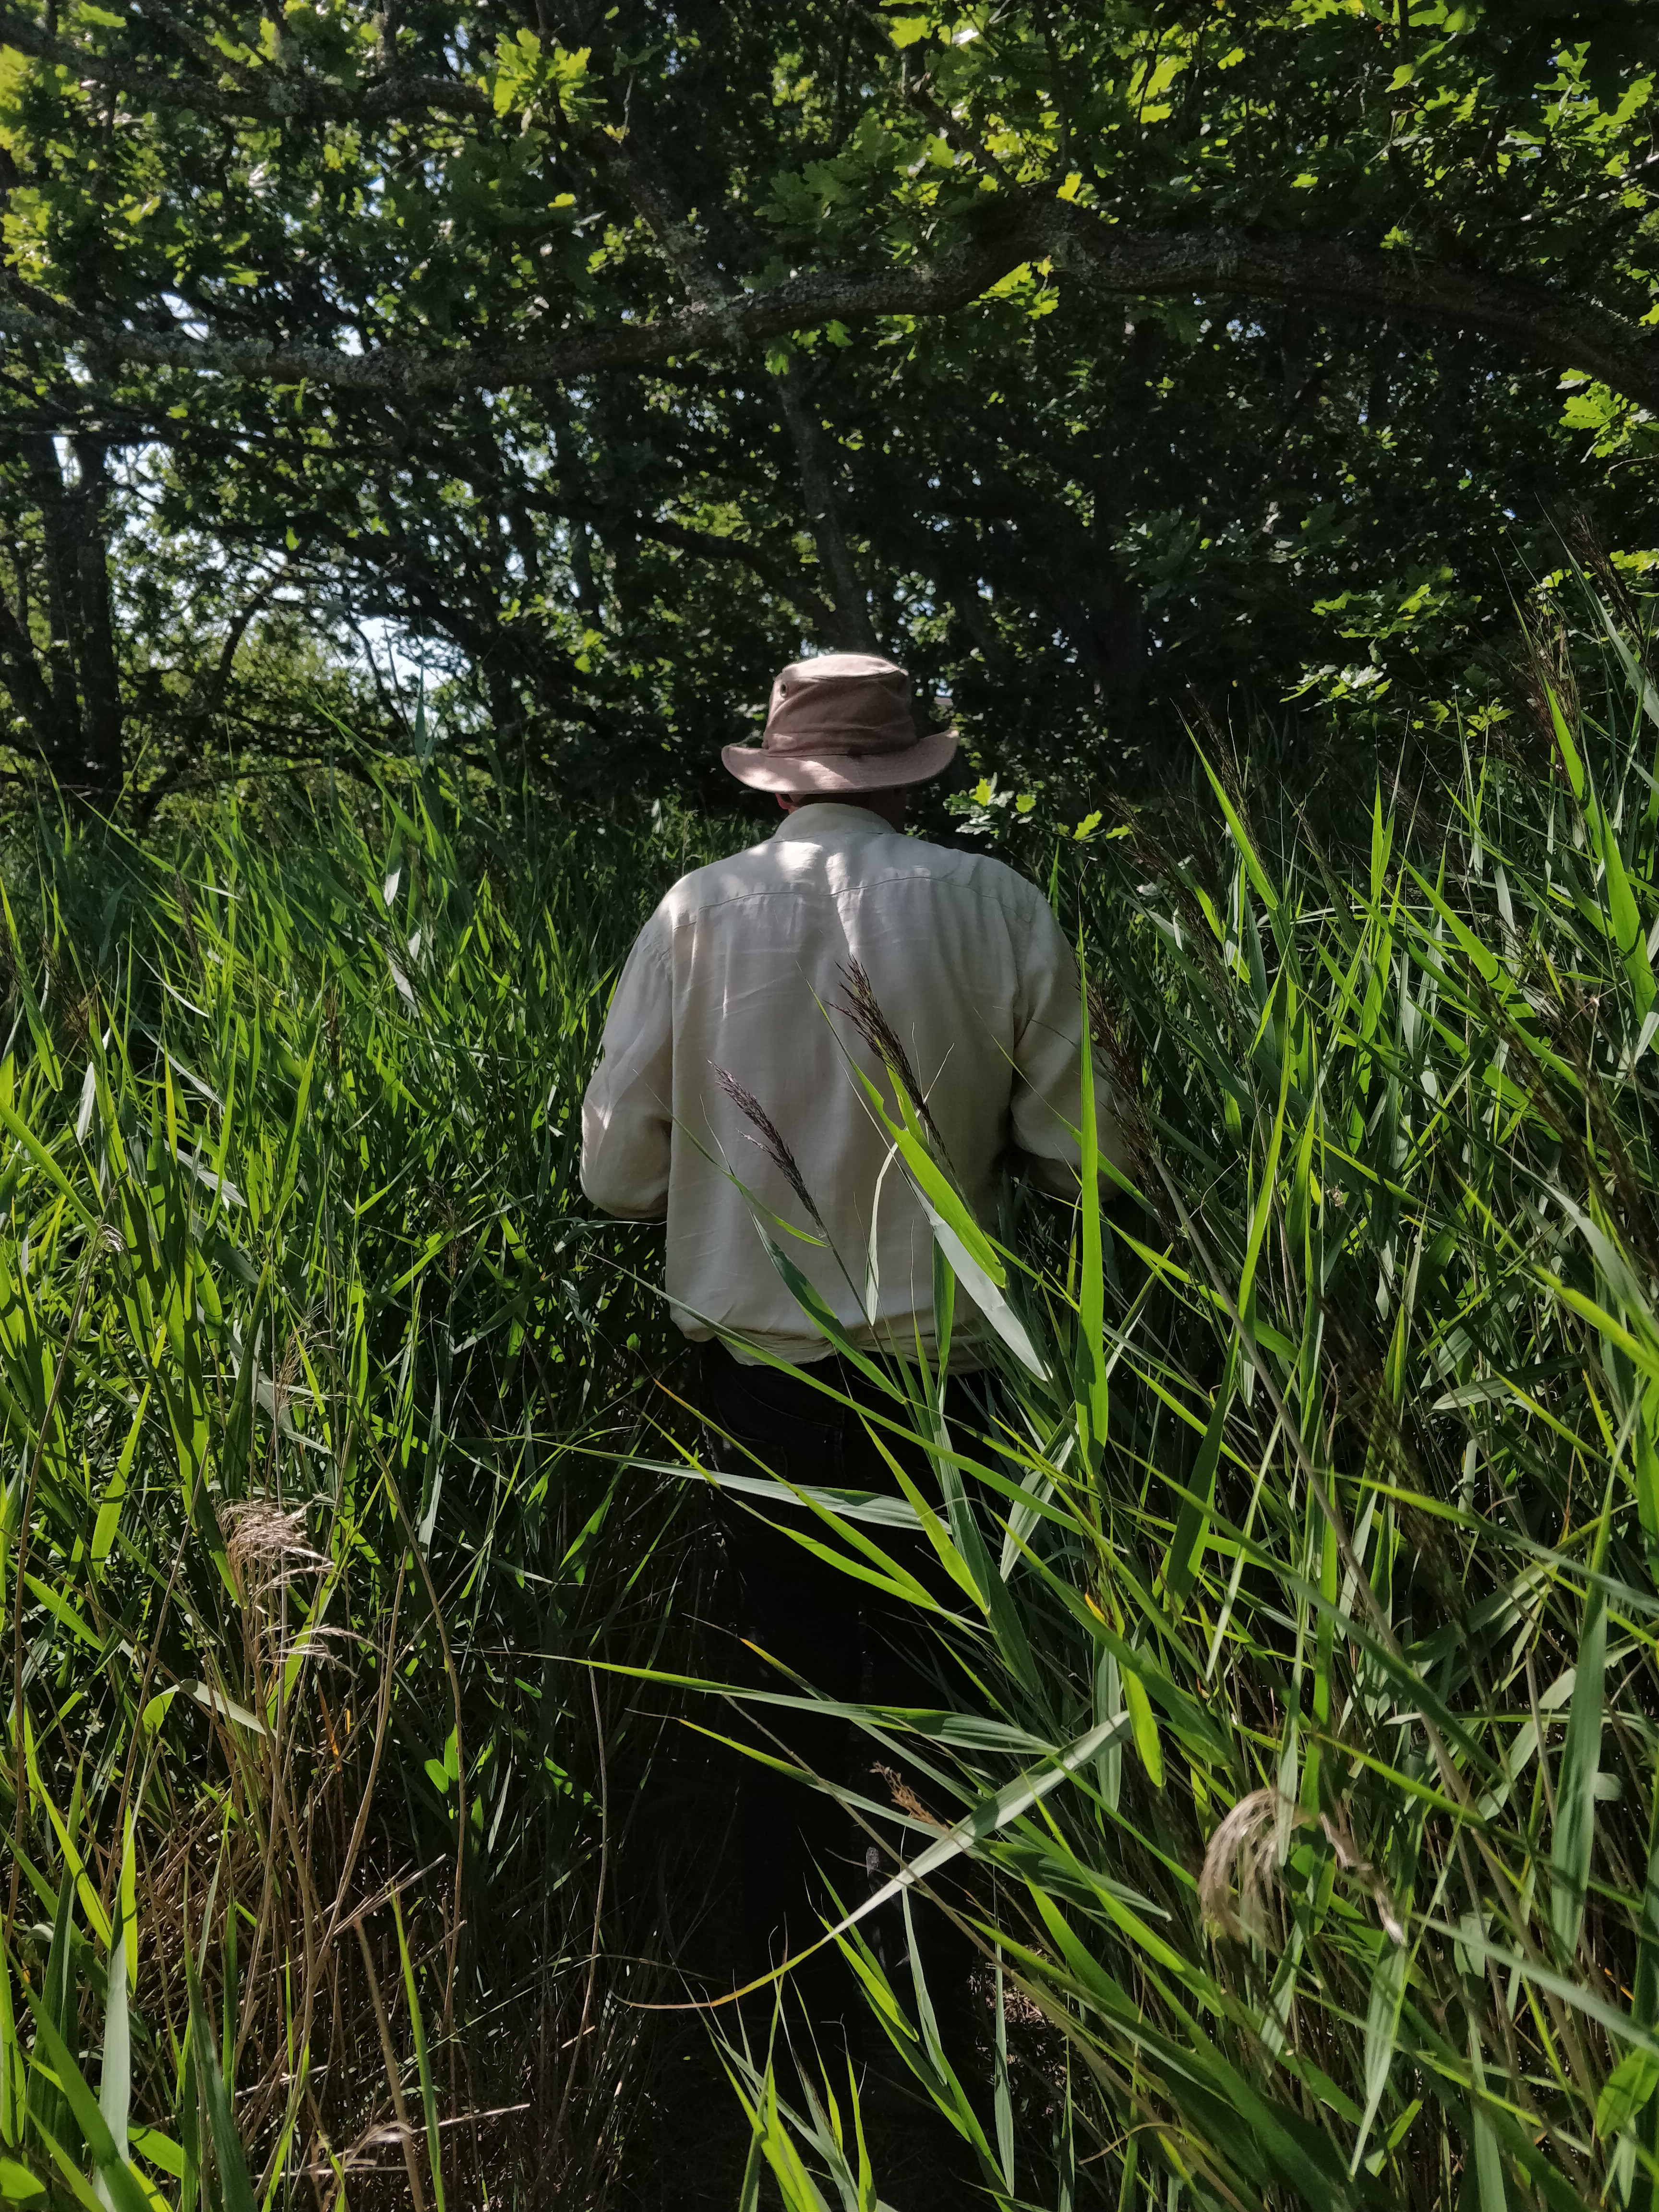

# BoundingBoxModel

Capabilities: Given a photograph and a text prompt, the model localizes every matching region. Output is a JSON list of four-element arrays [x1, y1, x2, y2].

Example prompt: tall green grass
[[12, 604, 1659, 2212], [697, 603, 1659, 2211], [0, 773, 721, 2207]]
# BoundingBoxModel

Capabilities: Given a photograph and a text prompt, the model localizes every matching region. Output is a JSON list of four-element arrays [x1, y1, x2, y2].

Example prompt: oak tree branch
[[0, 137, 1648, 412]]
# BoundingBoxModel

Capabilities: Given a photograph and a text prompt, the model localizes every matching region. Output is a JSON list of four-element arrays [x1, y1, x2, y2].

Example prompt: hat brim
[[721, 728, 958, 794]]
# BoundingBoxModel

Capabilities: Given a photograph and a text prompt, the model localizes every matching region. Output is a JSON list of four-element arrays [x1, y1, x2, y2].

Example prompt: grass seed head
[[835, 958, 947, 1158], [712, 1063, 826, 1230]]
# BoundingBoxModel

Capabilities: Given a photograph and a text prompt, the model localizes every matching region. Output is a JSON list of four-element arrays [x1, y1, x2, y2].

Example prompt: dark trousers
[[699, 1343, 977, 2037]]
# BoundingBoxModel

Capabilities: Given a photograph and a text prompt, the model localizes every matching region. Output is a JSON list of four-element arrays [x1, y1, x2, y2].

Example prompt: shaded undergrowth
[[0, 774, 733, 2207], [12, 601, 1659, 2212], [674, 601, 1659, 2210]]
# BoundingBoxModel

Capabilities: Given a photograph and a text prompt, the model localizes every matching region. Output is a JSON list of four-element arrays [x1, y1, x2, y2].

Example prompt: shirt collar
[[771, 802, 901, 841]]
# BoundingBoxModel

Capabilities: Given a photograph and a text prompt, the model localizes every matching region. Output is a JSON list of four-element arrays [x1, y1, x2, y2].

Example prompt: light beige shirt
[[579, 803, 1122, 1364]]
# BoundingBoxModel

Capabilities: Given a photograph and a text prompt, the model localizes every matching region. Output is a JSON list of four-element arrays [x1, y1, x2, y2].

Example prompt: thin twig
[[552, 1661, 612, 2162], [11, 1204, 109, 1924], [354, 1919, 429, 2212]]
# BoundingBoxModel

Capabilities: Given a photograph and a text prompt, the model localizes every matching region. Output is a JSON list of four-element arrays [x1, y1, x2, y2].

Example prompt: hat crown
[[721, 649, 956, 794], [764, 654, 914, 757]]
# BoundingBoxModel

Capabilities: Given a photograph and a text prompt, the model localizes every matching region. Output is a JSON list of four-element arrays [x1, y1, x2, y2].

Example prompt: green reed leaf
[[1552, 1502, 1611, 1964]]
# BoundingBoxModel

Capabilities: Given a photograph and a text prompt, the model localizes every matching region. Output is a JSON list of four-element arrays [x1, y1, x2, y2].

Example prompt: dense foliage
[[0, 775, 727, 2205], [0, 2, 1653, 805], [4, 606, 1659, 2211], [703, 598, 1659, 2210]]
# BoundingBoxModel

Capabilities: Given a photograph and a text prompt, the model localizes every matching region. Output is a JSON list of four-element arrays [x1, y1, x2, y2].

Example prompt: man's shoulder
[[655, 834, 795, 921], [882, 834, 1050, 912], [652, 828, 1048, 926]]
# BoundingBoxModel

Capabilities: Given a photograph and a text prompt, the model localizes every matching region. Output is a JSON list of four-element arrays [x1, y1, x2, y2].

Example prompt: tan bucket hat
[[721, 652, 957, 794]]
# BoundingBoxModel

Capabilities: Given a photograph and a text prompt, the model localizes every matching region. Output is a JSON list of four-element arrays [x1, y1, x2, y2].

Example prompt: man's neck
[[778, 791, 907, 831]]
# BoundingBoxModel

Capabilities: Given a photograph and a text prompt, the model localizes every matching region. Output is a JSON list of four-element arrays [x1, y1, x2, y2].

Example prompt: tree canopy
[[0, 0, 1654, 808]]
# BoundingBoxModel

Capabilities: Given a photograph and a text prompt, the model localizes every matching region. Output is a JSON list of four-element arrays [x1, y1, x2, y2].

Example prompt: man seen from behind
[[580, 651, 1126, 2071]]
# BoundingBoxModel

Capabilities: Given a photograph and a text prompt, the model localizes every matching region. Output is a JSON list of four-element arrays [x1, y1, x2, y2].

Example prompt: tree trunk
[[11, 434, 125, 802], [70, 438, 124, 799], [24, 434, 83, 748], [0, 582, 57, 757], [775, 365, 878, 655]]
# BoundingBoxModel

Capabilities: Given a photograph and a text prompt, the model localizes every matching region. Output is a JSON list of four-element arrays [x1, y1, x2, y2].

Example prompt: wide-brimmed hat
[[721, 653, 957, 793]]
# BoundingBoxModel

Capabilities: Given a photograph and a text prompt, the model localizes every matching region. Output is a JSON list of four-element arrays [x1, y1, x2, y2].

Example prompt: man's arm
[[1007, 892, 1132, 1197], [580, 918, 674, 1220]]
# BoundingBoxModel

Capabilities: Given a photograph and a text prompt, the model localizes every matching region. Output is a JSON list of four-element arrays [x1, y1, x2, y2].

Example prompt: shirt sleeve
[[580, 914, 674, 1220], [1008, 890, 1132, 1197]]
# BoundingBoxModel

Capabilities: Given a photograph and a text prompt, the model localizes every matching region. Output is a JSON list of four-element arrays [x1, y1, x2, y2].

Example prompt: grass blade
[[391, 1892, 445, 2212]]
